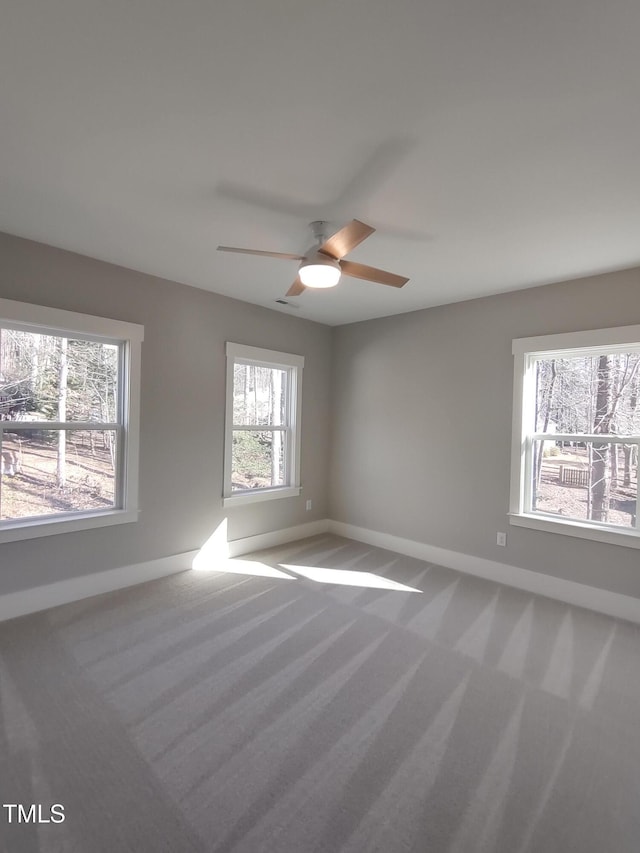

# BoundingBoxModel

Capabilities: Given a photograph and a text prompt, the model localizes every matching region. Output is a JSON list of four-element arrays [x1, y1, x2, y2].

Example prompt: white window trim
[[0, 298, 143, 543], [510, 323, 640, 549], [223, 342, 304, 507]]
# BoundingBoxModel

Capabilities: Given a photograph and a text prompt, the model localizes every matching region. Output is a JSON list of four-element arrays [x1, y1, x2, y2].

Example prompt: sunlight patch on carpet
[[279, 565, 422, 592]]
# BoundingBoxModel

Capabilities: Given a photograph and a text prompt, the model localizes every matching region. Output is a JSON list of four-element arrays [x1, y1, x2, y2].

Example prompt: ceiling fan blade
[[339, 260, 409, 288], [318, 220, 375, 260], [217, 246, 304, 261], [286, 277, 306, 297]]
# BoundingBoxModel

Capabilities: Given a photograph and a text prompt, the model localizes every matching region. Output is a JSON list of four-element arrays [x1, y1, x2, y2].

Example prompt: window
[[510, 325, 640, 548], [223, 343, 303, 506], [0, 298, 143, 542]]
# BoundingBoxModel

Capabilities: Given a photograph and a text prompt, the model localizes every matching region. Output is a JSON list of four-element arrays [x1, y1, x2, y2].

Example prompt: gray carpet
[[1, 534, 639, 852]]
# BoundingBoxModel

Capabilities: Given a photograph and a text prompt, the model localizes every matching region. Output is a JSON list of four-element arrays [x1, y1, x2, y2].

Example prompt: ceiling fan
[[217, 220, 409, 296]]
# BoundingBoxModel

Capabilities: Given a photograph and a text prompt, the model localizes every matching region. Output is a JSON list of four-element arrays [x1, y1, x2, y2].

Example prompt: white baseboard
[[0, 519, 330, 623], [328, 520, 640, 624], [0, 551, 198, 623], [6, 516, 636, 625], [227, 519, 330, 557]]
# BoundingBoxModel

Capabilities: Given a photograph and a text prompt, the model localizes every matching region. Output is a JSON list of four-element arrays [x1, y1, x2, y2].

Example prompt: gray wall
[[4, 228, 640, 604], [0, 232, 332, 595], [330, 266, 640, 600]]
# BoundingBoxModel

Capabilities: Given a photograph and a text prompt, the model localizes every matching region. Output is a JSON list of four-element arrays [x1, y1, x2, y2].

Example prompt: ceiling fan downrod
[[310, 220, 329, 247]]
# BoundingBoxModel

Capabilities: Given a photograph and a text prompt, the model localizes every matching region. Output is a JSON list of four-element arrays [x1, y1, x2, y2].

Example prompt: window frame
[[510, 324, 640, 549], [223, 342, 304, 507], [0, 298, 143, 543]]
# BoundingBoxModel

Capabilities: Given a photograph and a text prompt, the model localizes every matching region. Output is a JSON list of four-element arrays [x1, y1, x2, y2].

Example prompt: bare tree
[[271, 369, 283, 485], [533, 360, 557, 505], [590, 355, 613, 521], [56, 337, 68, 488]]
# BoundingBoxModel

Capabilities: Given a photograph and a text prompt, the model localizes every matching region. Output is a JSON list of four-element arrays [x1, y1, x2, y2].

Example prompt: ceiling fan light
[[298, 256, 341, 288], [298, 264, 341, 288]]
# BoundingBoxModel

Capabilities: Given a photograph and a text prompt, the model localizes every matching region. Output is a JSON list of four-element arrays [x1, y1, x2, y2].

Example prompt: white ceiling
[[1, 1, 640, 326]]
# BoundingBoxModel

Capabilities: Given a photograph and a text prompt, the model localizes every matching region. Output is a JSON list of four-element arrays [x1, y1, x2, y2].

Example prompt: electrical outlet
[[496, 531, 507, 547], [306, 499, 312, 511]]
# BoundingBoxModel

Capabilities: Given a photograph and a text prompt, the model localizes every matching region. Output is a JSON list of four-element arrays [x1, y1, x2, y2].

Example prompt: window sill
[[223, 486, 302, 507], [0, 509, 139, 544], [509, 512, 640, 549]]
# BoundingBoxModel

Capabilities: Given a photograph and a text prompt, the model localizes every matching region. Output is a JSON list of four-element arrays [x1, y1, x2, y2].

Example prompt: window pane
[[0, 329, 119, 423], [534, 353, 640, 436], [531, 439, 637, 527], [233, 364, 287, 426], [1, 430, 117, 520], [231, 430, 286, 490]]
